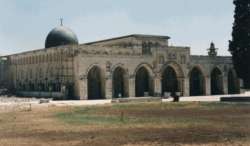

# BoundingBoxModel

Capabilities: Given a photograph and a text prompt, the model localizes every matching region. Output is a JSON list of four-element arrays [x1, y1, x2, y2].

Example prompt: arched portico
[[87, 66, 106, 100], [189, 67, 206, 96], [211, 67, 224, 95], [135, 65, 154, 97], [161, 63, 184, 96], [112, 67, 129, 98]]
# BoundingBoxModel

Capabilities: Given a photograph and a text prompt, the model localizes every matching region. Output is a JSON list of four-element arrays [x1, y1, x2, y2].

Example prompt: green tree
[[229, 0, 250, 88]]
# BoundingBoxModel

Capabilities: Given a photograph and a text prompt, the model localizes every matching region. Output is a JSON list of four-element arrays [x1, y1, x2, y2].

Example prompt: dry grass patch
[[0, 102, 249, 146]]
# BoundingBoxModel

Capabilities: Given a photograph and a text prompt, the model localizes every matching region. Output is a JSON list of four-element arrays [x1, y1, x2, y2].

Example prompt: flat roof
[[85, 34, 171, 45]]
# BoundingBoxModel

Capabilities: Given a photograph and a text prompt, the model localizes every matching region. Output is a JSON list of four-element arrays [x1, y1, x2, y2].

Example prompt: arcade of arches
[[2, 33, 241, 100], [85, 65, 240, 100]]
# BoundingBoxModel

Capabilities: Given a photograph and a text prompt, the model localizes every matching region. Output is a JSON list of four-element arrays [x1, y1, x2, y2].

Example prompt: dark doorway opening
[[112, 67, 128, 98], [190, 67, 205, 96], [211, 68, 224, 95], [162, 66, 179, 96], [135, 67, 153, 97], [87, 66, 105, 100], [66, 84, 75, 100]]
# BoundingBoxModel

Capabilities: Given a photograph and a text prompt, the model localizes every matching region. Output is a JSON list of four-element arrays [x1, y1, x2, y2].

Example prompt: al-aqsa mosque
[[0, 23, 241, 100]]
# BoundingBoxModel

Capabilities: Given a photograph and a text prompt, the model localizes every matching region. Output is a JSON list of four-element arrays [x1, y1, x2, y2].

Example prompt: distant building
[[0, 25, 241, 100]]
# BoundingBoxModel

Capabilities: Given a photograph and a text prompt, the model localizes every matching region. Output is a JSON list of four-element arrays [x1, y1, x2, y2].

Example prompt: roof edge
[[85, 34, 171, 45]]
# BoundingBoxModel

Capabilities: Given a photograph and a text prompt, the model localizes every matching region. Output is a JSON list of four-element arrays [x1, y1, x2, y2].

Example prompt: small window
[[142, 42, 152, 55], [168, 53, 177, 60]]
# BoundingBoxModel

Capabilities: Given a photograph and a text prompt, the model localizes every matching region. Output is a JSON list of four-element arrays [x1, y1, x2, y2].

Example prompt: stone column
[[80, 77, 88, 100], [183, 77, 190, 96], [154, 73, 162, 97], [124, 74, 130, 97], [129, 75, 135, 97], [177, 77, 185, 96], [73, 79, 80, 100], [205, 76, 211, 96], [83, 79, 88, 100], [105, 75, 113, 99]]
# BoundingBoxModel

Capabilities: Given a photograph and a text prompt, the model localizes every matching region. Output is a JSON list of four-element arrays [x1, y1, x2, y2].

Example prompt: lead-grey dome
[[45, 26, 79, 48]]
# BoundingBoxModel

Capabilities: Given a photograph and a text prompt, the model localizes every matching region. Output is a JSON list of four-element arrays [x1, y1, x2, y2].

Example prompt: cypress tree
[[229, 0, 250, 88]]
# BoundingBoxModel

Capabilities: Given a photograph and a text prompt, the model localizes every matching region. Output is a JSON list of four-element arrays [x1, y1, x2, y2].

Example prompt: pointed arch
[[134, 64, 154, 97], [87, 65, 106, 100], [189, 66, 206, 96], [112, 66, 129, 98], [162, 66, 178, 96], [211, 67, 224, 95], [161, 62, 184, 96]]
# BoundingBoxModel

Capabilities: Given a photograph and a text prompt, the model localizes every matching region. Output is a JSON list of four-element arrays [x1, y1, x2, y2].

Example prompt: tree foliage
[[229, 0, 250, 88]]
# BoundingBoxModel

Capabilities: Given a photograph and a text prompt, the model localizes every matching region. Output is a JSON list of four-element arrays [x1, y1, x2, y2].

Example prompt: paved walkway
[[44, 92, 250, 106]]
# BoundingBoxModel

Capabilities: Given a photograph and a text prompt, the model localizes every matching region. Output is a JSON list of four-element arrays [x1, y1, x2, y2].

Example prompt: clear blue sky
[[0, 0, 234, 56]]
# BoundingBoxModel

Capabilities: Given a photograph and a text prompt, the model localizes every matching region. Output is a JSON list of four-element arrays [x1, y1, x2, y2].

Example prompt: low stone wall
[[221, 97, 250, 102]]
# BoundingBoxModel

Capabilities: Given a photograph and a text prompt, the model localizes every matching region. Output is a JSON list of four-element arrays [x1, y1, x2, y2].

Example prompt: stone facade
[[0, 57, 8, 88], [0, 34, 241, 100]]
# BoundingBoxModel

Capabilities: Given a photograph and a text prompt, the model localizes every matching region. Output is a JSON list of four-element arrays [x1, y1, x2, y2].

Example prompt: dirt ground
[[0, 102, 249, 146]]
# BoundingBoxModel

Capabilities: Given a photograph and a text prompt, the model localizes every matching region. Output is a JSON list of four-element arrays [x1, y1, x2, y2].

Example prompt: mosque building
[[0, 24, 241, 100]]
